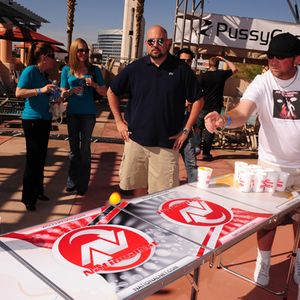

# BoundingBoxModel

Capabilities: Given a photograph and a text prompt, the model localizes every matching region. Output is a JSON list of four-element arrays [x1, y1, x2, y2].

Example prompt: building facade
[[92, 0, 145, 65], [92, 29, 122, 64], [120, 0, 145, 63]]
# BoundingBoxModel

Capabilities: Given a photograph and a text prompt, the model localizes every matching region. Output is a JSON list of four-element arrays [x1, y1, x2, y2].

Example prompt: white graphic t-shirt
[[241, 67, 300, 168]]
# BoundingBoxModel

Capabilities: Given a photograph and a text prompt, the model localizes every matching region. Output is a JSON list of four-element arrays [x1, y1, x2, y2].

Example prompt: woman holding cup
[[60, 38, 107, 195], [16, 43, 57, 211]]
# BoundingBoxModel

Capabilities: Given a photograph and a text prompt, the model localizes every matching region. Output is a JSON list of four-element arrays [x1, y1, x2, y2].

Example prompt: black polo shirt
[[110, 53, 203, 148]]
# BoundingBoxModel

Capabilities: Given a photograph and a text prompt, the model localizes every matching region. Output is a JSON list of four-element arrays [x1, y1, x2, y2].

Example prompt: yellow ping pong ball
[[109, 192, 121, 205]]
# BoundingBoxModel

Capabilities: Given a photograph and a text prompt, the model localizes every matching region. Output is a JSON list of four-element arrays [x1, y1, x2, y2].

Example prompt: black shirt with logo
[[110, 54, 203, 148]]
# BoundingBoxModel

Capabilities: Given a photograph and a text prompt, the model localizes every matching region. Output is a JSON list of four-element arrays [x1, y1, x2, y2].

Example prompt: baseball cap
[[266, 32, 300, 58]]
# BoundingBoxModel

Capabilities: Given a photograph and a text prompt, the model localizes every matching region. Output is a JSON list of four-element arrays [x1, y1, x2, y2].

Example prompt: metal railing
[[0, 97, 24, 123]]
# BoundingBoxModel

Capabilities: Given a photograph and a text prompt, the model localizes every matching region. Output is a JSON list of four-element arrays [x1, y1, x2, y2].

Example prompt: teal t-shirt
[[60, 65, 105, 115], [17, 65, 52, 120]]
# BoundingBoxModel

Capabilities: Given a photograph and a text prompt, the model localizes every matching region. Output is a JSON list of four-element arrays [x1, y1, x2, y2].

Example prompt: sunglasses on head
[[46, 52, 55, 59], [77, 48, 89, 54], [146, 38, 165, 47], [267, 54, 292, 60]]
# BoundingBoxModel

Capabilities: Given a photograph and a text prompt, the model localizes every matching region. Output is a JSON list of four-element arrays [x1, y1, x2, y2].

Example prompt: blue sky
[[16, 0, 299, 47]]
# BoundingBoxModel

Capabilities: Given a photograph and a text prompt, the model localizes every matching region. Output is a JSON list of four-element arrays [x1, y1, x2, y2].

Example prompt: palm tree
[[67, 0, 77, 51], [134, 0, 144, 58]]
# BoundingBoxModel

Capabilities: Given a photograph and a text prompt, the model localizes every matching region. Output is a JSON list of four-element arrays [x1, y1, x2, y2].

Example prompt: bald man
[[108, 25, 204, 197]]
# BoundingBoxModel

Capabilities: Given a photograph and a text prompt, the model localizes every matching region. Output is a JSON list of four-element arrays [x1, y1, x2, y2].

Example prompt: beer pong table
[[1, 174, 300, 300]]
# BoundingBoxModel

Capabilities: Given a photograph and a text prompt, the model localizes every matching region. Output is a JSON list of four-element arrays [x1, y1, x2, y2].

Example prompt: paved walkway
[[0, 104, 297, 299]]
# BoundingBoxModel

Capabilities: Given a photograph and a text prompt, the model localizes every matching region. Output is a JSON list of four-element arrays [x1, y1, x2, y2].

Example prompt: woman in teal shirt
[[61, 38, 107, 195], [16, 43, 57, 211]]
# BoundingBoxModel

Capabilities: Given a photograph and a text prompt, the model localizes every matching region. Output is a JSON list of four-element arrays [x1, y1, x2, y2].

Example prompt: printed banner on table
[[1, 205, 201, 300], [125, 185, 273, 256]]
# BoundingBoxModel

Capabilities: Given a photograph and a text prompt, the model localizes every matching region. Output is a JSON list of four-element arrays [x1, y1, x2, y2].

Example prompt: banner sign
[[175, 12, 300, 52], [0, 205, 201, 300]]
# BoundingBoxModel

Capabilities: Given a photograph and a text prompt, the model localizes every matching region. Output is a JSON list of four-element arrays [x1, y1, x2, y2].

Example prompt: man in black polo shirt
[[107, 25, 204, 197]]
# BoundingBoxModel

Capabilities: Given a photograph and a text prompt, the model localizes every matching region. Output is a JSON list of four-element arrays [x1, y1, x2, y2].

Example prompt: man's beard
[[149, 48, 164, 59]]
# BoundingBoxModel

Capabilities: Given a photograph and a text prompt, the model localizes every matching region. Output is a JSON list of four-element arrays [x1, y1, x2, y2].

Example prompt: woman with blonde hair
[[16, 42, 57, 211], [60, 38, 107, 195]]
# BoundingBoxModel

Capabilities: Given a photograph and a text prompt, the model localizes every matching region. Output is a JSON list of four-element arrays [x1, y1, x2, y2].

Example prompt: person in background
[[204, 32, 300, 287], [16, 42, 57, 211], [107, 25, 204, 197], [196, 55, 237, 161], [262, 65, 269, 73], [60, 38, 107, 196], [59, 55, 69, 74], [176, 48, 198, 182]]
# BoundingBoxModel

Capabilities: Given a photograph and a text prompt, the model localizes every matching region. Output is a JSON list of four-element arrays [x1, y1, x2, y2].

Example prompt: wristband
[[37, 88, 41, 96], [64, 90, 70, 99], [225, 114, 232, 128]]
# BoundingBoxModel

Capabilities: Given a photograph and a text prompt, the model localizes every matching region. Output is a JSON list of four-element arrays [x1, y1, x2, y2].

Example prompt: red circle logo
[[158, 198, 232, 227], [52, 225, 156, 274]]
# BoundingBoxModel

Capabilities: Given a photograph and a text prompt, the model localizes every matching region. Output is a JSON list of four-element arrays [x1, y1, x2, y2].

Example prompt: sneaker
[[195, 147, 201, 155], [22, 200, 36, 212], [254, 260, 270, 286], [37, 194, 50, 201], [77, 191, 85, 196], [25, 203, 36, 211], [202, 154, 214, 162], [65, 186, 77, 192], [294, 260, 300, 284]]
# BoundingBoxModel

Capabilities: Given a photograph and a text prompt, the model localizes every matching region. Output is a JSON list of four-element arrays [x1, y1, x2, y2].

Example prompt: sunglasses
[[181, 58, 192, 63], [77, 48, 89, 54], [146, 38, 165, 47], [267, 54, 292, 60], [46, 53, 55, 59]]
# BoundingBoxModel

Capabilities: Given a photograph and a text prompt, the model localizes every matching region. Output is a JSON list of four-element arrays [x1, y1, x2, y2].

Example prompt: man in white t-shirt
[[204, 32, 300, 287]]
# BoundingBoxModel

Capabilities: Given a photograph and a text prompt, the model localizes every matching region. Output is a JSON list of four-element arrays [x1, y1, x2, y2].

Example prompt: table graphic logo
[[52, 225, 157, 274], [158, 198, 232, 227]]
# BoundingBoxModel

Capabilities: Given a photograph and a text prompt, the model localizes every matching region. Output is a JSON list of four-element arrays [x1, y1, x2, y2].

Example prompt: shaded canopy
[[14, 43, 67, 53], [51, 45, 68, 53], [0, 0, 48, 30], [0, 27, 64, 45]]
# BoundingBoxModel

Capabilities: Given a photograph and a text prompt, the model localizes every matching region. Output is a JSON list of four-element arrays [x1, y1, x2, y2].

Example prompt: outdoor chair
[[213, 96, 259, 151], [0, 96, 24, 124]]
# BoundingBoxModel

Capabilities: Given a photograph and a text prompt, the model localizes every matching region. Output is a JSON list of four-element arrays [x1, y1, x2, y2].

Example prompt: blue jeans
[[66, 114, 96, 193], [180, 133, 197, 183]]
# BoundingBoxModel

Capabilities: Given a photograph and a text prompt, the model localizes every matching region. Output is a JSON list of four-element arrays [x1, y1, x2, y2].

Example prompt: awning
[[51, 45, 68, 53], [0, 27, 64, 45], [0, 0, 48, 30], [14, 43, 68, 53]]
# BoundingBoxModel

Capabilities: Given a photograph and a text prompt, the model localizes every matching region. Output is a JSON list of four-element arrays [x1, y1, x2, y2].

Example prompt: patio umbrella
[[51, 45, 68, 53], [14, 43, 68, 53], [0, 27, 64, 45]]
